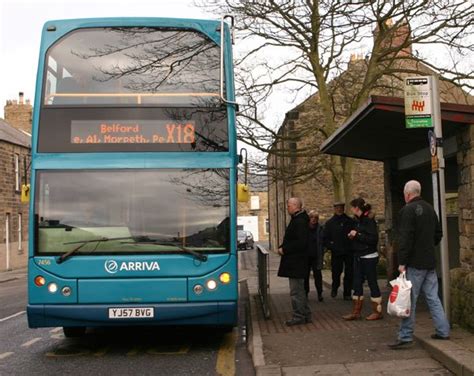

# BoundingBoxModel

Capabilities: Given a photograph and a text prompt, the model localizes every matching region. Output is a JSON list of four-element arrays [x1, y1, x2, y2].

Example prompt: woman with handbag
[[343, 197, 383, 321]]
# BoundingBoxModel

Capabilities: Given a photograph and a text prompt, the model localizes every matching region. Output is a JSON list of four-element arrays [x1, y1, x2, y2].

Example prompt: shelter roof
[[320, 96, 474, 161]]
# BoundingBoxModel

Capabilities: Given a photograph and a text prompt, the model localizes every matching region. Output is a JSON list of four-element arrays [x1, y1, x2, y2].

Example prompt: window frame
[[14, 154, 20, 192]]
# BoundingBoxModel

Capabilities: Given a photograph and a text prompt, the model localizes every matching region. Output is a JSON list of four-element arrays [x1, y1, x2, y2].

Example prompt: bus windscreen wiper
[[123, 239, 208, 262], [57, 236, 134, 264]]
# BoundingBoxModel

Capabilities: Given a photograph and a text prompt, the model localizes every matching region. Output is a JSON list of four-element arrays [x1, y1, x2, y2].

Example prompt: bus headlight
[[219, 272, 231, 284], [34, 276, 46, 287], [193, 284, 204, 295], [48, 283, 58, 294], [61, 286, 72, 297], [206, 279, 217, 291]]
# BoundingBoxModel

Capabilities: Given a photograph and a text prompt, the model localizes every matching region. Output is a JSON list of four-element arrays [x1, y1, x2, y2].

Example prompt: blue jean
[[398, 267, 450, 342]]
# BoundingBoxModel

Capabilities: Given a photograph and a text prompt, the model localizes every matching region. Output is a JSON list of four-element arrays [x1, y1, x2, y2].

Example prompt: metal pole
[[6, 214, 10, 271], [431, 76, 450, 321]]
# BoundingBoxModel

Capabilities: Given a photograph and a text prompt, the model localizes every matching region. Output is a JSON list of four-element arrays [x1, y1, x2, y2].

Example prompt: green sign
[[405, 116, 433, 128]]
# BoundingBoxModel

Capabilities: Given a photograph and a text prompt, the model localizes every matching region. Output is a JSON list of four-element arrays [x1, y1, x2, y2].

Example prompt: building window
[[265, 218, 270, 234], [18, 213, 23, 251], [14, 154, 20, 191], [250, 195, 260, 210]]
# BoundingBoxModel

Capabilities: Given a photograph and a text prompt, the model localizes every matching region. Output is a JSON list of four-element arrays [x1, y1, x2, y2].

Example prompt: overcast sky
[[0, 0, 214, 118]]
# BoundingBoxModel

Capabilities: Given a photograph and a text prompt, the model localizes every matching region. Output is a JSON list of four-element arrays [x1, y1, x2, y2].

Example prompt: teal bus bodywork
[[27, 18, 238, 331]]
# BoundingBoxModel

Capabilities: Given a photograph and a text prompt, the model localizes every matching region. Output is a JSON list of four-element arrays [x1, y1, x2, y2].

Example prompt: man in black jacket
[[278, 197, 311, 326], [323, 203, 354, 300], [389, 180, 450, 349]]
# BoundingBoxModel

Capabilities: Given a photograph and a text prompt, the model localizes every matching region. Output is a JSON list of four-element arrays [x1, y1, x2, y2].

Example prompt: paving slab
[[240, 249, 474, 376]]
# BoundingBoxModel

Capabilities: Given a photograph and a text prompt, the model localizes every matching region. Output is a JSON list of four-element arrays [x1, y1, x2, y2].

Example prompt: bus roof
[[43, 17, 222, 30]]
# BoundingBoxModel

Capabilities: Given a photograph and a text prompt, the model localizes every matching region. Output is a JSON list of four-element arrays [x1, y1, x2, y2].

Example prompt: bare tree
[[196, 0, 474, 203]]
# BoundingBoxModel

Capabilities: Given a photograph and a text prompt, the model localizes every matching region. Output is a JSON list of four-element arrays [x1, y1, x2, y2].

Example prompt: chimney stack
[[373, 19, 412, 58], [4, 92, 33, 133]]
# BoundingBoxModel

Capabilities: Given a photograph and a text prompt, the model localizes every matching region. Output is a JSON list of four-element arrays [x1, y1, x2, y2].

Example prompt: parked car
[[237, 230, 255, 250]]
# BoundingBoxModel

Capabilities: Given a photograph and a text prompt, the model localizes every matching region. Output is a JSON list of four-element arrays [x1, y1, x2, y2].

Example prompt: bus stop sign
[[405, 77, 433, 128]]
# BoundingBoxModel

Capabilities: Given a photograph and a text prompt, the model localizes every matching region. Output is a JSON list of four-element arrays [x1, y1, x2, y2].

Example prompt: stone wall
[[451, 124, 474, 330], [0, 141, 30, 271]]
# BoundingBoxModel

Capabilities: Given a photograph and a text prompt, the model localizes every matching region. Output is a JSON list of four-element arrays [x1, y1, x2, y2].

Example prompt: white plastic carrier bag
[[387, 271, 412, 318]]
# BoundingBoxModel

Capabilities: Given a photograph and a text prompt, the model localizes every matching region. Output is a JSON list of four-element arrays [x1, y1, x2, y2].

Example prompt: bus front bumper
[[27, 302, 237, 328]]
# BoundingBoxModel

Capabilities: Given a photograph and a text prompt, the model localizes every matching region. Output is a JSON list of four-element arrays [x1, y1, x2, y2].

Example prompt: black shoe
[[305, 317, 313, 324], [431, 334, 450, 340], [318, 295, 324, 302], [343, 295, 351, 301], [388, 340, 414, 349], [285, 318, 306, 326], [331, 290, 337, 298]]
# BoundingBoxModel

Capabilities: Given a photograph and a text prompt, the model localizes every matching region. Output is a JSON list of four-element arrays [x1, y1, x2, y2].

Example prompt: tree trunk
[[331, 155, 345, 202], [330, 155, 354, 209], [342, 157, 354, 207]]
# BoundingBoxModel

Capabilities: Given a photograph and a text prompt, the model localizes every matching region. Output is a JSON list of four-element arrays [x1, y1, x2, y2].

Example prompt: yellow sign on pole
[[21, 184, 30, 203]]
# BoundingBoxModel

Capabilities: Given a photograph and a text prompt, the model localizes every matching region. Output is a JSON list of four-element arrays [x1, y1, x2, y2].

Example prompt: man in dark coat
[[278, 197, 311, 326], [323, 202, 354, 300], [304, 210, 325, 302], [389, 180, 450, 349]]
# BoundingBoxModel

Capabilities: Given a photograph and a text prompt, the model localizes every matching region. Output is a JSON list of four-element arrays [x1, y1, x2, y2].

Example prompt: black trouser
[[304, 256, 323, 296], [353, 256, 381, 298], [331, 254, 353, 297]]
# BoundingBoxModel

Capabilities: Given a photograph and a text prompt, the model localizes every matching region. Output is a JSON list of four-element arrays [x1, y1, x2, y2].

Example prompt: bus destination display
[[71, 120, 196, 144]]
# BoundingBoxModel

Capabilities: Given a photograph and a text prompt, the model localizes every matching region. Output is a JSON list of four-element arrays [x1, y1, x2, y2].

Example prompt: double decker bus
[[27, 17, 241, 337]]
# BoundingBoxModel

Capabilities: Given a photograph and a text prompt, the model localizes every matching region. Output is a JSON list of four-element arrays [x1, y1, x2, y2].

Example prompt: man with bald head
[[277, 197, 311, 326], [389, 180, 450, 349]]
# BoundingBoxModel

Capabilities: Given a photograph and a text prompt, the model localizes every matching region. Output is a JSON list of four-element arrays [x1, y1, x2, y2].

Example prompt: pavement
[[239, 247, 474, 376], [0, 267, 26, 284]]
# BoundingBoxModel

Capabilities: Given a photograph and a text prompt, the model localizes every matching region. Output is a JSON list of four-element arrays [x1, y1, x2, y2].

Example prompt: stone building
[[266, 19, 474, 330], [237, 175, 269, 243], [267, 21, 472, 255], [0, 93, 32, 271]]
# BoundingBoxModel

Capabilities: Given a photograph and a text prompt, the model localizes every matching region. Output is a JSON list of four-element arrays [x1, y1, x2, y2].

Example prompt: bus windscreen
[[35, 169, 230, 255]]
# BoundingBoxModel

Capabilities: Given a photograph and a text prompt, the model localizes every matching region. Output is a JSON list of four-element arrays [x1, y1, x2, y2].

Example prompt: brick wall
[[0, 141, 30, 271]]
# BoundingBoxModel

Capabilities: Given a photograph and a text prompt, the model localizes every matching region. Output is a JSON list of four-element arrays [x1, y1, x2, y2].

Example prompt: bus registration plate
[[108, 307, 154, 319]]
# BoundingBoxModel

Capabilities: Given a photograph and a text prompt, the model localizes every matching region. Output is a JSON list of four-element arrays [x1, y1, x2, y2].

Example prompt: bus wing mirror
[[21, 184, 30, 203]]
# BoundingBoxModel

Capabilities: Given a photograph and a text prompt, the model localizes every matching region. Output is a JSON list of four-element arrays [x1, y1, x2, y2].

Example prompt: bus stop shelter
[[320, 95, 474, 279]]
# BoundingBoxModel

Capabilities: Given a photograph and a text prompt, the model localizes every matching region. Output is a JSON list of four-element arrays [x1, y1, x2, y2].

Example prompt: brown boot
[[342, 296, 363, 320], [366, 297, 383, 320]]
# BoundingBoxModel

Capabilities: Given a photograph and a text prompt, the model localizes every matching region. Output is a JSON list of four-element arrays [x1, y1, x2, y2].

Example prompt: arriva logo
[[105, 260, 119, 274], [104, 260, 160, 274]]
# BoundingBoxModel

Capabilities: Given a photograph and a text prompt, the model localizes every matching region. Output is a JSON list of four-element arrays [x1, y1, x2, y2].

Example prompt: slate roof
[[0, 119, 31, 148]]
